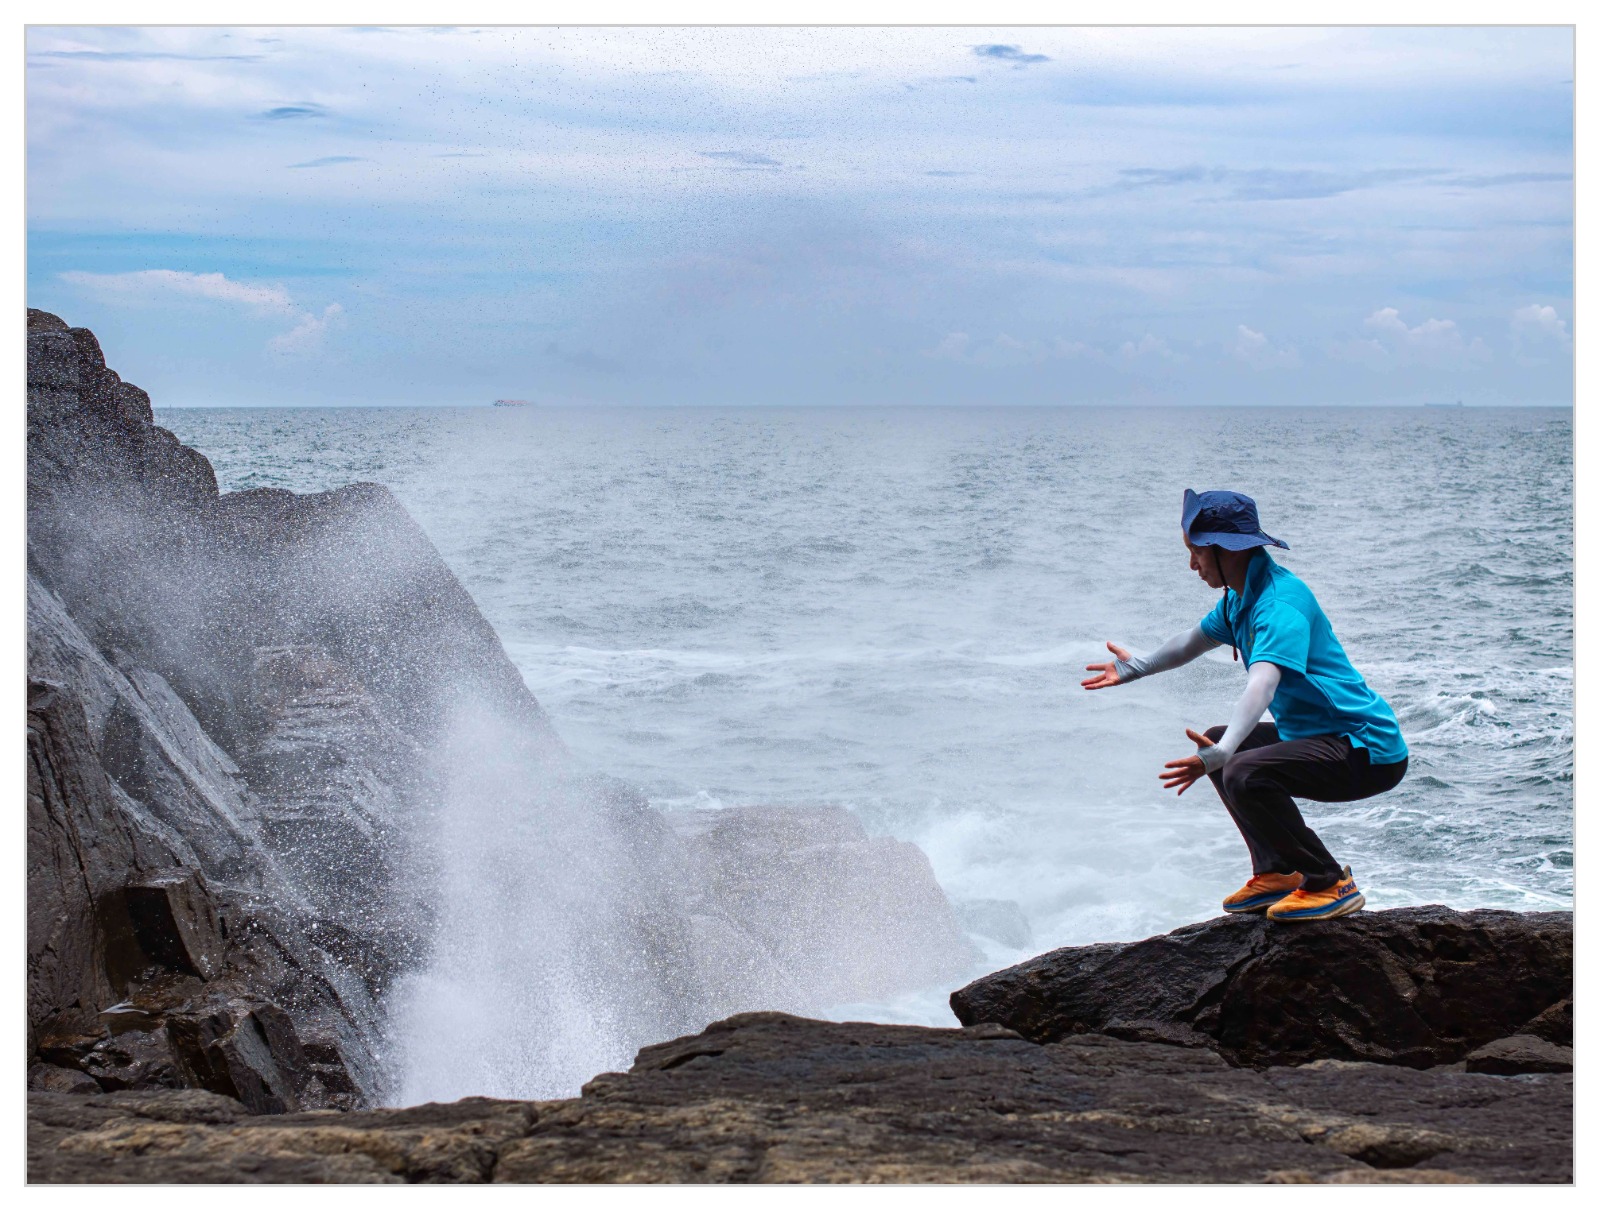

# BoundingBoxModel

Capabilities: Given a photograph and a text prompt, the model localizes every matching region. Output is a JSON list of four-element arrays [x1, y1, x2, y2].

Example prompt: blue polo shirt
[[1198, 552, 1408, 765]]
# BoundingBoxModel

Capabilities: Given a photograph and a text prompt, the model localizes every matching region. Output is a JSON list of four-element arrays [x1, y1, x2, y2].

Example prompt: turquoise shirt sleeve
[[1198, 596, 1232, 646], [1248, 599, 1312, 674]]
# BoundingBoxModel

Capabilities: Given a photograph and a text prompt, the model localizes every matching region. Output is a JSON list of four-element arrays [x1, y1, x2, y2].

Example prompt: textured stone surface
[[1463, 1035, 1573, 1076], [27, 668, 372, 1109], [1518, 998, 1572, 1046], [950, 906, 1573, 1069], [30, 1013, 1571, 1184]]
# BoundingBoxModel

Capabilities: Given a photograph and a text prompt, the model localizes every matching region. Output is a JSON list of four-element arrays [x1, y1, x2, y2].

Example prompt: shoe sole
[[1222, 894, 1286, 914], [1268, 892, 1365, 922]]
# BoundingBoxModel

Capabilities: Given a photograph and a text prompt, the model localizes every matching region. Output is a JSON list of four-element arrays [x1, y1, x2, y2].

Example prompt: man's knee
[[1204, 724, 1227, 745], [1220, 753, 1264, 800]]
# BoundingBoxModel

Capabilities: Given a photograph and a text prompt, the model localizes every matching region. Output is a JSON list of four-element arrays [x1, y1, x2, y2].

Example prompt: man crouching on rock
[[1081, 489, 1408, 922]]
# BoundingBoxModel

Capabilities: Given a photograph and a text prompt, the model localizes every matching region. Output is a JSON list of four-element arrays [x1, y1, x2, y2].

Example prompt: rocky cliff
[[25, 309, 978, 1112]]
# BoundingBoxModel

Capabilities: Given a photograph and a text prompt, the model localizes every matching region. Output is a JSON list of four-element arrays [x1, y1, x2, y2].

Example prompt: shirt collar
[[1238, 548, 1273, 609]]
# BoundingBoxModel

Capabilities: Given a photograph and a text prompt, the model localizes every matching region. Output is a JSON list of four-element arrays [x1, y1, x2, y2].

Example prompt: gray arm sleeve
[[1198, 662, 1282, 774], [1112, 626, 1220, 683]]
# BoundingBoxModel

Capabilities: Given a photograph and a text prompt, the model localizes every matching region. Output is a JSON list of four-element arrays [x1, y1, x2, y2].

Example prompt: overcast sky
[[26, 25, 1573, 407]]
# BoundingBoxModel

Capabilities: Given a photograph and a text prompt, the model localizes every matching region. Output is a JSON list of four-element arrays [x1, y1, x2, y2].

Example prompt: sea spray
[[389, 696, 701, 1102], [385, 697, 983, 1102]]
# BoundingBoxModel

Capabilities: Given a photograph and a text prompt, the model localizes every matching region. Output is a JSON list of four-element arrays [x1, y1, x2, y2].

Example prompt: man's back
[[1202, 554, 1407, 763]]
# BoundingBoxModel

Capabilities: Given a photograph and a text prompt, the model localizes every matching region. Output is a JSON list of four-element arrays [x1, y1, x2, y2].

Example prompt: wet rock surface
[[950, 906, 1573, 1069], [30, 1012, 1571, 1183], [27, 664, 374, 1111]]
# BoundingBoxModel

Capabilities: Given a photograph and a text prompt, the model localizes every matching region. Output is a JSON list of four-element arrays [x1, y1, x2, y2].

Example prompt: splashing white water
[[388, 699, 686, 1102]]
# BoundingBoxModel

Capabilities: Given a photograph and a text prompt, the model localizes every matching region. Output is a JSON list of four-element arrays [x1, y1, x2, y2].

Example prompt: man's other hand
[[1081, 641, 1132, 690], [1160, 728, 1216, 795]]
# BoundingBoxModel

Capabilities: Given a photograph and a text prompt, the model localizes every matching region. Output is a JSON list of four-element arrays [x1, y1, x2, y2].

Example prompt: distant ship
[[492, 398, 534, 407], [1424, 400, 1465, 408]]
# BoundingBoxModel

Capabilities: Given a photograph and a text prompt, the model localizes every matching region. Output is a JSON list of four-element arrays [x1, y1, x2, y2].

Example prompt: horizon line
[[149, 400, 1575, 410]]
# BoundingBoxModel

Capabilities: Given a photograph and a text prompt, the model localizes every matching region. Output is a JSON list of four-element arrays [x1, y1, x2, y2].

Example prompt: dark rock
[[1518, 998, 1572, 1046], [27, 664, 372, 1109], [201, 481, 561, 750], [27, 677, 189, 1049], [103, 869, 227, 983], [160, 995, 310, 1114], [28, 1064, 101, 1095], [79, 1028, 185, 1091], [24, 310, 547, 1108], [28, 1088, 534, 1184], [234, 643, 421, 953], [950, 906, 1572, 1069], [1463, 1035, 1573, 1075], [29, 1014, 1571, 1183], [300, 1036, 364, 1110]]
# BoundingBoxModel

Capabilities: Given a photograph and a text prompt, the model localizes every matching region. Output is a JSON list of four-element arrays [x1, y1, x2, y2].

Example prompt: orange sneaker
[[1222, 872, 1303, 914], [1266, 866, 1365, 922]]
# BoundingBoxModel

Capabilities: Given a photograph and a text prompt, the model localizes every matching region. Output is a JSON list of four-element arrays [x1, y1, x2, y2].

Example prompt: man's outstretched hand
[[1160, 728, 1215, 795], [1081, 641, 1132, 690]]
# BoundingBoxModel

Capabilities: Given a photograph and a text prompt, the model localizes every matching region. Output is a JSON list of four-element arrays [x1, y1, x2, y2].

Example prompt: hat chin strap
[[1217, 548, 1240, 662], [1222, 586, 1238, 662]]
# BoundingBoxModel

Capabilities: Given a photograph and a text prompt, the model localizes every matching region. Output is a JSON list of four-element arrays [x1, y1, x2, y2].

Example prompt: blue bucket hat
[[1182, 489, 1289, 551]]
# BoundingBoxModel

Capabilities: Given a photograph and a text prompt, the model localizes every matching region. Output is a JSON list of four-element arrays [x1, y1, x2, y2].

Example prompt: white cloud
[[60, 268, 341, 356], [924, 331, 1096, 366], [1337, 306, 1492, 370], [929, 330, 1189, 370], [929, 331, 972, 360], [1511, 303, 1570, 343], [1510, 303, 1572, 366], [1118, 333, 1185, 365], [1233, 325, 1300, 369], [267, 303, 345, 355], [25, 27, 1572, 406], [60, 268, 294, 313]]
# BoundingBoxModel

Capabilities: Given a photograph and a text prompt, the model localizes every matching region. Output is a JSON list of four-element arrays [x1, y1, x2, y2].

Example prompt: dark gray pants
[[1203, 722, 1408, 892]]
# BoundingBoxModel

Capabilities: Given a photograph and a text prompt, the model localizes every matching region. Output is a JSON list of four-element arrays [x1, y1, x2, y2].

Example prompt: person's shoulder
[[1263, 559, 1301, 587], [1256, 561, 1319, 617]]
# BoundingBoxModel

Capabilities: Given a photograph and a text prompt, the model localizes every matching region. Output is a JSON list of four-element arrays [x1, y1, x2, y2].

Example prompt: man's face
[[1184, 535, 1226, 589]]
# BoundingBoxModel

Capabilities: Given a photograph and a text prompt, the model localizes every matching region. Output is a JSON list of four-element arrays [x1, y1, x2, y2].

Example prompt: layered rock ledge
[[32, 906, 1574, 1183], [29, 1010, 1571, 1183], [950, 906, 1573, 1072]]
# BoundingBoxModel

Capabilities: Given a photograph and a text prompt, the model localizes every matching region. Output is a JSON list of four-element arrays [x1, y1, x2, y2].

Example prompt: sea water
[[161, 404, 1574, 1034]]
